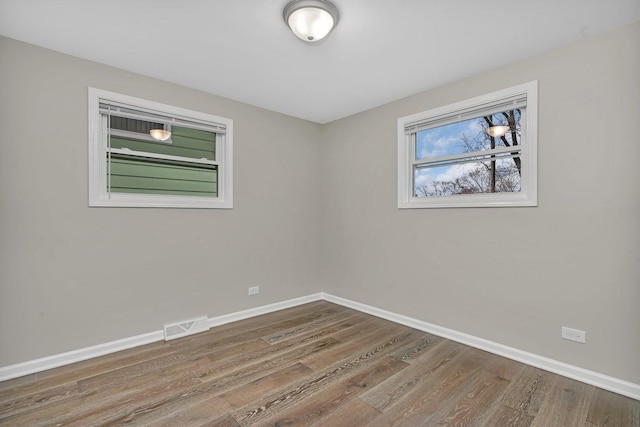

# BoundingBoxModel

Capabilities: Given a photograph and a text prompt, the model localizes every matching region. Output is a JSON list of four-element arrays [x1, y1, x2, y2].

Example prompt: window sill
[[398, 191, 537, 209], [89, 193, 232, 209]]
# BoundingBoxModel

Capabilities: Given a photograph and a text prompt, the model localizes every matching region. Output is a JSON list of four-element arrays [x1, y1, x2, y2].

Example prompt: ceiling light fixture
[[486, 125, 511, 138], [149, 129, 171, 141], [283, 0, 339, 43]]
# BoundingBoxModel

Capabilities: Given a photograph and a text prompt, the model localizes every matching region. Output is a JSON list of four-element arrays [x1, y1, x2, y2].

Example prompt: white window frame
[[88, 87, 233, 209], [397, 81, 538, 209]]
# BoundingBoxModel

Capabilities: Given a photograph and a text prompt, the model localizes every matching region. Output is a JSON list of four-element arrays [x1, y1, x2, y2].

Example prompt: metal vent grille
[[163, 316, 210, 341]]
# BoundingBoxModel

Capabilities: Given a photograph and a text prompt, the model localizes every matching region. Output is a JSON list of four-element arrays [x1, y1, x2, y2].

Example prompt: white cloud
[[414, 170, 433, 188], [417, 118, 485, 159], [418, 134, 457, 159], [415, 162, 481, 189], [435, 163, 477, 182]]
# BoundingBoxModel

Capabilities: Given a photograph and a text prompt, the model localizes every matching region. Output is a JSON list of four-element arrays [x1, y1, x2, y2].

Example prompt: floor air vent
[[164, 316, 210, 341]]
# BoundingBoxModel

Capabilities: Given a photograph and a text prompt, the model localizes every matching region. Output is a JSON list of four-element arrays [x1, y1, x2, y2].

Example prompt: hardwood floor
[[0, 301, 638, 426]]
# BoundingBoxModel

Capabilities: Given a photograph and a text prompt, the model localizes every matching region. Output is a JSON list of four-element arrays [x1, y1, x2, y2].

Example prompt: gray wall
[[1, 22, 639, 385], [0, 37, 323, 366], [320, 22, 640, 383]]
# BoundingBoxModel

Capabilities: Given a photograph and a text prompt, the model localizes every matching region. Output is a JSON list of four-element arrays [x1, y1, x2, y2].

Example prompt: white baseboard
[[207, 293, 324, 329], [1, 291, 638, 401], [321, 292, 640, 401]]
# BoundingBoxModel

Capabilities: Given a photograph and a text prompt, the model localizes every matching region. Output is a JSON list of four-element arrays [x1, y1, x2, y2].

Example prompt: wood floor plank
[[529, 375, 596, 427], [500, 365, 557, 417], [0, 373, 37, 393], [585, 388, 640, 426], [0, 335, 337, 426], [481, 404, 535, 427], [69, 338, 341, 426], [360, 338, 464, 411], [305, 357, 411, 423], [300, 316, 411, 371], [367, 347, 494, 426], [196, 413, 241, 427], [309, 398, 382, 426], [1, 301, 638, 426], [0, 342, 174, 402], [2, 367, 203, 427], [140, 396, 233, 427], [0, 348, 201, 426], [389, 332, 442, 364], [232, 327, 421, 425], [258, 356, 407, 425], [0, 380, 80, 418], [259, 309, 360, 345], [431, 355, 525, 426], [218, 362, 314, 408]]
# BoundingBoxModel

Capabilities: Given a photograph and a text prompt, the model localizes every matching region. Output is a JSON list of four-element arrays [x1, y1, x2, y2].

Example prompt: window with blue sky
[[397, 81, 537, 208], [414, 109, 521, 197]]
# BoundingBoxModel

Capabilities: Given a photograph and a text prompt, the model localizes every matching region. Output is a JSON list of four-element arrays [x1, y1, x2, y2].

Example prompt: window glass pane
[[90, 87, 233, 208], [109, 119, 216, 162], [110, 154, 218, 197], [109, 116, 164, 134], [414, 157, 521, 197], [415, 109, 521, 161], [106, 118, 218, 197]]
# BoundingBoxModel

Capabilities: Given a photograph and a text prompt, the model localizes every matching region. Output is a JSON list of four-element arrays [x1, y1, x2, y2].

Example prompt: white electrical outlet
[[248, 286, 260, 296], [562, 326, 586, 343]]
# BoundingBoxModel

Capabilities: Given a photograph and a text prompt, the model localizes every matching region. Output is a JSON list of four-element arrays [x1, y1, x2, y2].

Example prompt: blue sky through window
[[415, 118, 483, 161], [414, 112, 521, 197]]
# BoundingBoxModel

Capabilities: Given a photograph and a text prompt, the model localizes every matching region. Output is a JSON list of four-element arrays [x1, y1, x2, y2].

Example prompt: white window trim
[[88, 87, 233, 209], [397, 81, 538, 209]]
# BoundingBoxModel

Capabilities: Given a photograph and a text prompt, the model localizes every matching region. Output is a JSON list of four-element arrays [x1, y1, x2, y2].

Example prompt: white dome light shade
[[284, 0, 339, 43], [288, 7, 334, 41], [487, 125, 510, 138], [149, 129, 171, 141]]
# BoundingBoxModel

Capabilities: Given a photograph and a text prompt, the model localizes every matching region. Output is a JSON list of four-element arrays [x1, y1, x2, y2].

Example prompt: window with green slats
[[109, 155, 218, 197], [108, 123, 218, 197], [88, 87, 233, 208]]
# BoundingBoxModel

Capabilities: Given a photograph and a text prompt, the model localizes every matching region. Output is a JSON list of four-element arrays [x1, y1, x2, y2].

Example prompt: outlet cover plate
[[562, 326, 586, 343]]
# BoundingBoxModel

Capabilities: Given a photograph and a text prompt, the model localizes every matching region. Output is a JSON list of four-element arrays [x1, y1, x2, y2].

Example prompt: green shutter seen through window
[[107, 120, 218, 197]]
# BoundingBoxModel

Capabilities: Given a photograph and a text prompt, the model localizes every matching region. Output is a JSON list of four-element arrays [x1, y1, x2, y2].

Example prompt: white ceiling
[[1, 0, 638, 124]]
